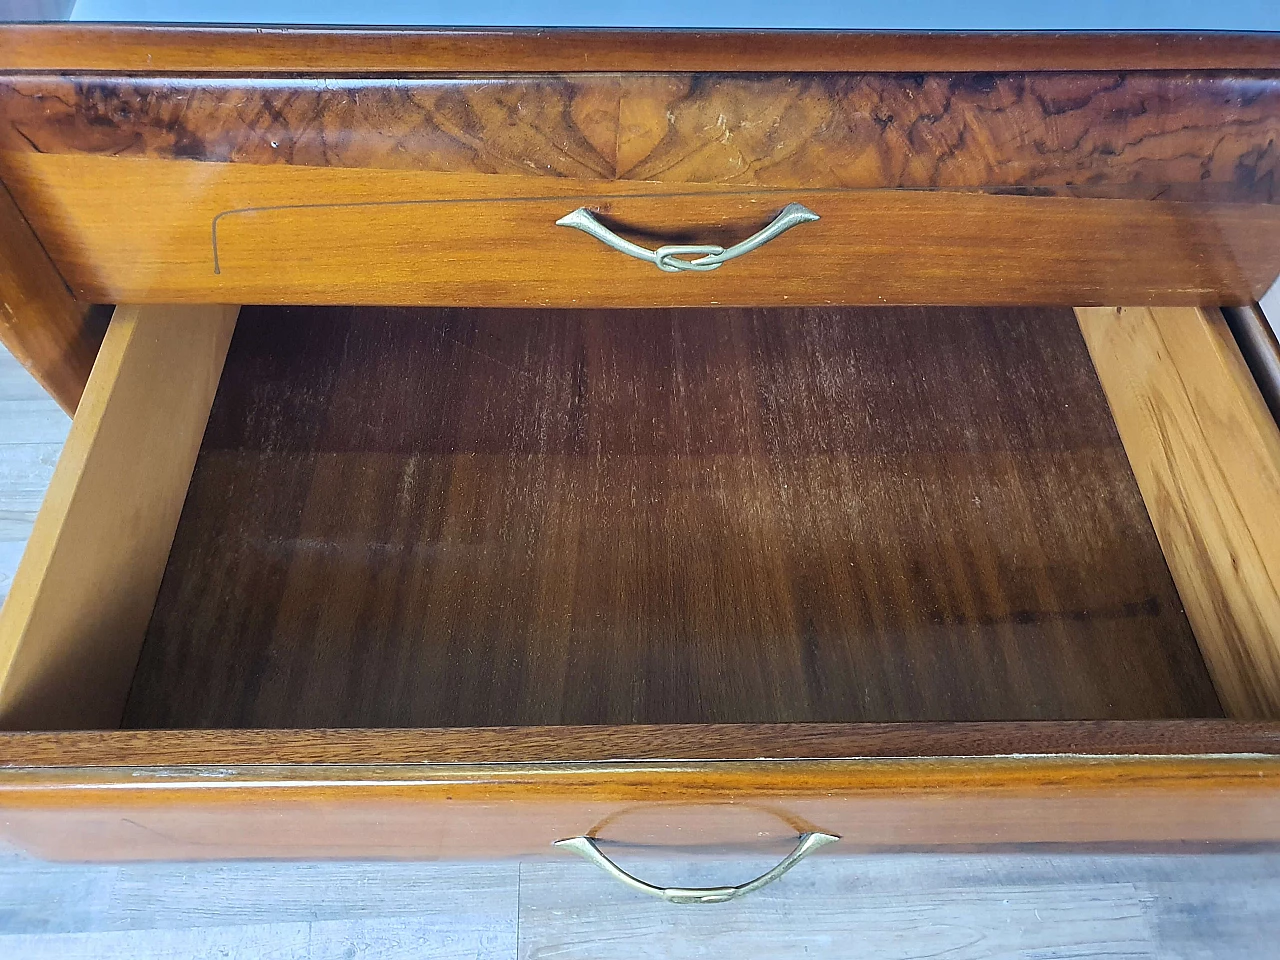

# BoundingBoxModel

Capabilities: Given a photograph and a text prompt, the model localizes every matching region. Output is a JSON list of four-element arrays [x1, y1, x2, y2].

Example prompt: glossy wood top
[[125, 304, 1218, 728], [0, 26, 1278, 73]]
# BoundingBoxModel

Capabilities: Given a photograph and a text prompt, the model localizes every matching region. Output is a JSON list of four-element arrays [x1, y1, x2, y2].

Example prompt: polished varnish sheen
[[3, 72, 1277, 202], [4, 73, 1278, 307], [0, 25, 1277, 73], [125, 305, 1219, 728]]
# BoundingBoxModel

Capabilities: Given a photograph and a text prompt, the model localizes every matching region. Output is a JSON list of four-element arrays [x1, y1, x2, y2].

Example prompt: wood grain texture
[[2, 721, 1278, 767], [2, 72, 1276, 203], [2, 70, 1278, 307], [2, 753, 1280, 861], [124, 304, 1217, 729], [0, 26, 1278, 73], [0, 303, 239, 731], [1078, 306, 1280, 720], [3, 154, 1278, 306], [0, 181, 98, 414]]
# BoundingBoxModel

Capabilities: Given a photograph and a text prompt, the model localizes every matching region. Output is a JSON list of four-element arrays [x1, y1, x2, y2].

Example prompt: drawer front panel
[[2, 725, 1280, 861], [2, 753, 1280, 862], [2, 154, 1278, 306], [1, 71, 1278, 306]]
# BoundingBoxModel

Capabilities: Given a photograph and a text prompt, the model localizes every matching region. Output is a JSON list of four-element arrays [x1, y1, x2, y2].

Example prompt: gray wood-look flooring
[[2, 845, 1280, 958], [2, 346, 1279, 957], [0, 348, 69, 604]]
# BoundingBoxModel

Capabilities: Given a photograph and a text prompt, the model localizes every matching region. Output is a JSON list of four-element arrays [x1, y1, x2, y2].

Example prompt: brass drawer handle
[[555, 202, 820, 273], [553, 831, 839, 904]]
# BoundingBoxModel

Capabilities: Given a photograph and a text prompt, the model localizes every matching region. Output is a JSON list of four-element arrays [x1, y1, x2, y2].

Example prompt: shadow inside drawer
[[122, 304, 1221, 728]]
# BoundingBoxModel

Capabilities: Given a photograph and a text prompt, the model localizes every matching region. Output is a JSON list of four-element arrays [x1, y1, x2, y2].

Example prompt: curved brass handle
[[555, 202, 820, 273], [552, 831, 839, 904]]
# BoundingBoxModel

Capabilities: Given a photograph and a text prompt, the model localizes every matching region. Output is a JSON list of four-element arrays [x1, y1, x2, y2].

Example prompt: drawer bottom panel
[[125, 304, 1217, 729]]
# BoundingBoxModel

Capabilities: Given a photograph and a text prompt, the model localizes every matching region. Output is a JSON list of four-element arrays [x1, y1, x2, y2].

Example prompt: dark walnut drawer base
[[129, 304, 1215, 728]]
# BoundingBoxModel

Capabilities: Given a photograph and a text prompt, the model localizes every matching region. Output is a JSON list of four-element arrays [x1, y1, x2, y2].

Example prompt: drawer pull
[[555, 202, 820, 273], [552, 831, 839, 904]]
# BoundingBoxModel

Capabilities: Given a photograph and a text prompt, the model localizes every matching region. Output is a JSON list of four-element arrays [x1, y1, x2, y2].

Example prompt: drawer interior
[[114, 304, 1220, 728]]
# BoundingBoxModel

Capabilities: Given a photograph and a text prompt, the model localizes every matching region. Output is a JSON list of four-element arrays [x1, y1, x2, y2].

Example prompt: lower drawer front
[[2, 725, 1280, 862]]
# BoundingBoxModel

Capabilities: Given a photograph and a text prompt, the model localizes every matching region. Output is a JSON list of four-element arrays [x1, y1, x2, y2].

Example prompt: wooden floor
[[0, 348, 69, 606], [3, 842, 1280, 958], [2, 344, 1280, 956]]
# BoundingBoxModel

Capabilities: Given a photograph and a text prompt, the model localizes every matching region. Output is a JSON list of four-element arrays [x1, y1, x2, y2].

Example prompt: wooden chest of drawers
[[0, 25, 1278, 901]]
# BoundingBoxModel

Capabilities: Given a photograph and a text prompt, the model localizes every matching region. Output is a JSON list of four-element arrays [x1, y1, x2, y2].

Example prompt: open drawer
[[0, 297, 1278, 869], [0, 28, 1279, 899]]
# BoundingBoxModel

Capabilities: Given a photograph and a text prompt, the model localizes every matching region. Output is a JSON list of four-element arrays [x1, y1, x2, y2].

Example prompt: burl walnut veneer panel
[[124, 305, 1219, 728], [2, 72, 1277, 202]]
